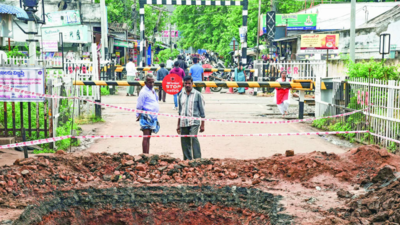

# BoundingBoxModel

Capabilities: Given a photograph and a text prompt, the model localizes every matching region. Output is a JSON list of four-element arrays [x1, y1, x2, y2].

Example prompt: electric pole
[[100, 0, 108, 60], [256, 0, 261, 59], [350, 0, 356, 62], [132, 1, 137, 36]]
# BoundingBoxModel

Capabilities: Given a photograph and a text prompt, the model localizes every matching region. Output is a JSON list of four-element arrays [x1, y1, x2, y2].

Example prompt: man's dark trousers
[[180, 125, 201, 160], [158, 87, 166, 102]]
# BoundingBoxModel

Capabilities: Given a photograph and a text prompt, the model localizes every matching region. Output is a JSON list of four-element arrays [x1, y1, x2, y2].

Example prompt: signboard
[[42, 41, 58, 52], [162, 74, 183, 95], [259, 14, 266, 36], [162, 31, 179, 38], [276, 14, 317, 30], [44, 10, 81, 27], [41, 25, 89, 43], [114, 40, 134, 48], [0, 68, 45, 102], [300, 34, 339, 50], [239, 27, 247, 43]]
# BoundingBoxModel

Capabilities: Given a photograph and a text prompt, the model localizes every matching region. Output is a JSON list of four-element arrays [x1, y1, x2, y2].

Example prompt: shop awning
[[273, 36, 298, 42], [0, 3, 29, 20]]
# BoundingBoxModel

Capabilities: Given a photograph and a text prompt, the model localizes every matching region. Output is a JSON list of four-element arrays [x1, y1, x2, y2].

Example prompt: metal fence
[[316, 77, 400, 150], [263, 60, 326, 81]]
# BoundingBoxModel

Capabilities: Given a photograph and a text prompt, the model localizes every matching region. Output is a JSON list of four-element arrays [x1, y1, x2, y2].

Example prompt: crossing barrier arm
[[73, 81, 332, 90]]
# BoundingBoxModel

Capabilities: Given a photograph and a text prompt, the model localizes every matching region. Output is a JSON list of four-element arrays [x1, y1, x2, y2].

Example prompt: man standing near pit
[[177, 76, 205, 160], [136, 75, 160, 154], [126, 58, 137, 96], [189, 57, 204, 93], [156, 63, 168, 102]]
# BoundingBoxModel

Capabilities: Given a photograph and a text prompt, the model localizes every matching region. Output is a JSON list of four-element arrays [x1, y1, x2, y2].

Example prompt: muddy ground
[[0, 145, 399, 224]]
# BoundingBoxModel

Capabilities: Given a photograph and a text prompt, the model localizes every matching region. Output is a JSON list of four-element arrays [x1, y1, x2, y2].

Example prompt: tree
[[95, 0, 169, 37], [172, 0, 270, 64]]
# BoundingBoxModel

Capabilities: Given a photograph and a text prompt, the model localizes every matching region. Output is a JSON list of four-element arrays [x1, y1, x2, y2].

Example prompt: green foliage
[[346, 59, 399, 80], [6, 46, 25, 58], [96, 0, 169, 37], [33, 147, 56, 154], [0, 99, 80, 152], [101, 87, 111, 96], [156, 49, 180, 64]]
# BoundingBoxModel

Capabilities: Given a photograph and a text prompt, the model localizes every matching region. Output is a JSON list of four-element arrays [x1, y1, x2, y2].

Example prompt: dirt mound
[[0, 145, 399, 224]]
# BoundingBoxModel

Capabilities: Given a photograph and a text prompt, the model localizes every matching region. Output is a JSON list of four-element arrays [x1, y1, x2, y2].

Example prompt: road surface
[[82, 87, 353, 159]]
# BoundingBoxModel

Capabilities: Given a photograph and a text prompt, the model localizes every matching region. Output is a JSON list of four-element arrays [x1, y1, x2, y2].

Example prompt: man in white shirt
[[166, 57, 174, 69], [126, 58, 137, 96]]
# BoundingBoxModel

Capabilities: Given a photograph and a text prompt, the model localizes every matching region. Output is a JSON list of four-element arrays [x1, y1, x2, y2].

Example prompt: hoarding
[[41, 25, 89, 43], [42, 41, 58, 52], [259, 14, 266, 36], [114, 40, 134, 48], [0, 67, 45, 102], [276, 14, 317, 30], [44, 10, 81, 27], [300, 34, 339, 50]]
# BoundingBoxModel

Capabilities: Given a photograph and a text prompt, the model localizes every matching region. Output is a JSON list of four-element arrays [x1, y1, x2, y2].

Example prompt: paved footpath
[[83, 87, 354, 159]]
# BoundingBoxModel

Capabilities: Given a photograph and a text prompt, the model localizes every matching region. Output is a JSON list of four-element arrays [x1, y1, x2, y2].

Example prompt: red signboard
[[162, 74, 183, 95], [202, 64, 213, 78]]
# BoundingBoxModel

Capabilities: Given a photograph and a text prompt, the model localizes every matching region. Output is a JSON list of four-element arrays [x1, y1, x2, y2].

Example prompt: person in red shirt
[[169, 61, 185, 110]]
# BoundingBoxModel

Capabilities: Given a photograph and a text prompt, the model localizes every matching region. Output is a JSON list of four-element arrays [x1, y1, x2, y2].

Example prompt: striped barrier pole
[[126, 66, 279, 73], [72, 81, 328, 89]]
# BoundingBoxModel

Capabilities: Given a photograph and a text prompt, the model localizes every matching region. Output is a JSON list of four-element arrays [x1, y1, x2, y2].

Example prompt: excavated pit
[[14, 186, 289, 225], [1, 145, 400, 224]]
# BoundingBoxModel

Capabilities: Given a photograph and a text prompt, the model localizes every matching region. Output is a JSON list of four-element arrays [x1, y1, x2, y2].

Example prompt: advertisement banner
[[259, 14, 266, 36], [300, 34, 339, 50], [44, 10, 81, 27], [0, 67, 45, 102], [114, 40, 134, 48], [41, 25, 89, 43], [276, 14, 317, 30], [42, 41, 58, 52]]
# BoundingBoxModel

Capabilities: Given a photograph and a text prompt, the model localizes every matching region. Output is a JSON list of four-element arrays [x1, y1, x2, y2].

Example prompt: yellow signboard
[[300, 34, 339, 50]]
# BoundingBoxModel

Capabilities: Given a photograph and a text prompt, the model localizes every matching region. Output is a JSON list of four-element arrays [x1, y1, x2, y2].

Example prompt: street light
[[379, 32, 391, 63]]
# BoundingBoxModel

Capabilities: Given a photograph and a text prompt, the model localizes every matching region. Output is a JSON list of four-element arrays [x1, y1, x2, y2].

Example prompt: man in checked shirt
[[176, 76, 205, 160]]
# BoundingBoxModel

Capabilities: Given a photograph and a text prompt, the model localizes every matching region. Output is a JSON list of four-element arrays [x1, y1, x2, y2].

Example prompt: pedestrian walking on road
[[166, 57, 174, 69], [189, 57, 204, 93], [157, 63, 168, 102], [170, 61, 185, 110], [136, 75, 160, 154], [177, 55, 188, 75], [234, 64, 246, 95], [177, 76, 205, 160], [274, 71, 293, 117], [126, 58, 137, 96]]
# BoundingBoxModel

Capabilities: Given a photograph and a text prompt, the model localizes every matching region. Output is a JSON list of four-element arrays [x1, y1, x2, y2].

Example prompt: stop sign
[[162, 74, 183, 95]]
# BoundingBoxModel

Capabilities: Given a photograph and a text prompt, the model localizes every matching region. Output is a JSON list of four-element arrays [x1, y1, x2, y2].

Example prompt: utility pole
[[100, 0, 108, 60], [350, 0, 356, 62], [28, 21, 36, 65], [169, 22, 172, 53], [132, 0, 137, 36], [256, 0, 261, 60]]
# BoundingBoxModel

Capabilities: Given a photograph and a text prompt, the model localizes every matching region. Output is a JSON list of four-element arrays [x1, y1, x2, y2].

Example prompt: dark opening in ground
[[13, 186, 291, 225]]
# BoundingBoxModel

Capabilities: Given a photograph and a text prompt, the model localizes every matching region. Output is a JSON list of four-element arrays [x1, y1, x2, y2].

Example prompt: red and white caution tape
[[0, 136, 72, 149], [0, 131, 369, 149], [370, 132, 400, 144], [0, 84, 363, 125]]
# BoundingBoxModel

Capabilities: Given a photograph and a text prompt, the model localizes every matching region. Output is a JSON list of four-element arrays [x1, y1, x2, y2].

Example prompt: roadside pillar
[[298, 90, 305, 119]]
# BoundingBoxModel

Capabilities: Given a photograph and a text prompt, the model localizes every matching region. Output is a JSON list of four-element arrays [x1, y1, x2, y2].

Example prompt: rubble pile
[[0, 145, 398, 224]]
